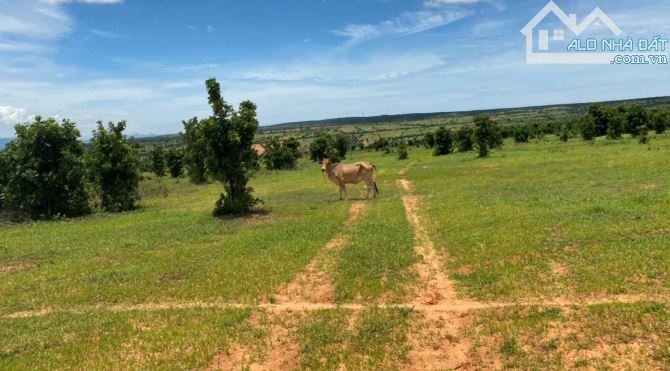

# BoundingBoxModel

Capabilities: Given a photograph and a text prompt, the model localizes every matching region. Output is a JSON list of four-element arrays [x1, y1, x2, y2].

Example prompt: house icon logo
[[521, 1, 624, 64]]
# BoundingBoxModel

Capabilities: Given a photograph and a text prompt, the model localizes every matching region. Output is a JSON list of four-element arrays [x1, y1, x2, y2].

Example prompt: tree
[[454, 126, 474, 152], [473, 116, 500, 158], [87, 121, 141, 212], [398, 142, 409, 160], [559, 123, 571, 142], [579, 115, 597, 141], [0, 150, 8, 209], [166, 147, 185, 178], [424, 132, 435, 148], [333, 132, 349, 159], [150, 145, 166, 177], [650, 109, 669, 134], [2, 116, 90, 219], [433, 127, 453, 156], [513, 125, 531, 144], [606, 112, 624, 139], [264, 137, 302, 170], [625, 105, 650, 137], [201, 78, 261, 216], [181, 117, 208, 183], [309, 133, 340, 162], [587, 104, 610, 137]]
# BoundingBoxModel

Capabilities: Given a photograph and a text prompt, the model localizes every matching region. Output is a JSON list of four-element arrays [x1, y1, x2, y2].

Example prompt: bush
[[398, 142, 409, 160], [651, 109, 669, 134], [559, 123, 571, 142], [264, 137, 302, 170], [309, 133, 341, 162], [473, 116, 501, 158], [181, 117, 208, 184], [0, 150, 8, 209], [625, 104, 650, 137], [424, 132, 435, 148], [87, 121, 141, 212], [580, 115, 597, 141], [166, 147, 185, 178], [333, 133, 349, 159], [201, 78, 261, 216], [454, 126, 474, 152], [513, 125, 531, 143], [150, 145, 166, 177], [433, 127, 453, 156], [2, 116, 90, 219]]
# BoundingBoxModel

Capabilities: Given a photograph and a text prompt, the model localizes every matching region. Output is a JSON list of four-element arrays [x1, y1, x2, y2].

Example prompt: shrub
[[150, 145, 166, 177], [424, 132, 435, 148], [0, 150, 8, 209], [625, 104, 650, 137], [309, 133, 341, 162], [398, 142, 409, 160], [87, 120, 141, 212], [201, 78, 261, 216], [433, 127, 453, 156], [166, 147, 185, 178], [454, 126, 474, 152], [606, 113, 624, 139], [181, 117, 208, 184], [264, 137, 302, 170], [473, 115, 501, 158], [559, 123, 571, 142], [2, 116, 90, 219], [513, 125, 531, 143], [333, 132, 349, 159], [580, 115, 597, 141], [651, 109, 669, 134]]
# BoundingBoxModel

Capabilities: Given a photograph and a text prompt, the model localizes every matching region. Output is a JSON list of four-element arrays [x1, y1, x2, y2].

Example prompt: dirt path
[[397, 178, 474, 369], [273, 202, 366, 304]]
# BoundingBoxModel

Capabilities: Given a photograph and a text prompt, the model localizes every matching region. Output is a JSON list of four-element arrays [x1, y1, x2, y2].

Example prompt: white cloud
[[0, 106, 28, 126]]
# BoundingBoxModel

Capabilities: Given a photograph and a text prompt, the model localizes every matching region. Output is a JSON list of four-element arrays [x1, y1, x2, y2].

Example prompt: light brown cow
[[321, 159, 379, 200]]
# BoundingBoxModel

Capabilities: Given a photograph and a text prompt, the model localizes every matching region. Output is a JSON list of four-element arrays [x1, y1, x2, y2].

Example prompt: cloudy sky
[[0, 0, 669, 137]]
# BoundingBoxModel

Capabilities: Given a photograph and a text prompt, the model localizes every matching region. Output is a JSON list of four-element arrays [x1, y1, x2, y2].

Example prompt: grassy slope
[[409, 134, 670, 301], [2, 135, 670, 368]]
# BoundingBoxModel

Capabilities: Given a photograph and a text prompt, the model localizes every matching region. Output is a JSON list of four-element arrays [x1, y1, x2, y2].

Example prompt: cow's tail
[[372, 164, 380, 195]]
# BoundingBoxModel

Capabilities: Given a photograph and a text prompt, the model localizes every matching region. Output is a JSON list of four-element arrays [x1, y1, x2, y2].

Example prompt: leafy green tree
[[181, 117, 208, 184], [309, 133, 339, 162], [473, 116, 500, 158], [580, 115, 597, 141], [625, 105, 650, 137], [333, 132, 349, 159], [398, 142, 409, 160], [650, 109, 669, 134], [201, 78, 261, 216], [424, 132, 435, 148], [150, 145, 166, 177], [587, 104, 610, 137], [454, 126, 474, 152], [513, 125, 531, 143], [2, 116, 90, 219], [605, 113, 623, 139], [166, 147, 185, 178], [0, 150, 8, 209], [433, 127, 453, 156], [87, 121, 141, 212], [264, 137, 302, 170], [559, 123, 571, 142]]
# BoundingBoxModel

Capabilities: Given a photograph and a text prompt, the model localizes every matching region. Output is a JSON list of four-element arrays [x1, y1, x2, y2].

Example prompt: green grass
[[297, 307, 412, 370], [408, 134, 670, 301], [0, 308, 259, 369], [0, 160, 352, 313], [468, 302, 670, 369]]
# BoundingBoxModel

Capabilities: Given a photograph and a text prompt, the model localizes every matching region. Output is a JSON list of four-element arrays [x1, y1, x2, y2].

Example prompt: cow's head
[[320, 158, 332, 172]]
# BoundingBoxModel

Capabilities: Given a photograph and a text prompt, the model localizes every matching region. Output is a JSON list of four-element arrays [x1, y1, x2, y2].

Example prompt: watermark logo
[[521, 1, 668, 64]]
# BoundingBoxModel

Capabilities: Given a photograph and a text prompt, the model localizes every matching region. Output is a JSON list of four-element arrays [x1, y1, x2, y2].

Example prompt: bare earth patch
[[0, 262, 36, 276], [273, 202, 367, 304]]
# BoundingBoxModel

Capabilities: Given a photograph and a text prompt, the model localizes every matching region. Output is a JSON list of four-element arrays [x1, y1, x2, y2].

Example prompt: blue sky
[[0, 0, 669, 137]]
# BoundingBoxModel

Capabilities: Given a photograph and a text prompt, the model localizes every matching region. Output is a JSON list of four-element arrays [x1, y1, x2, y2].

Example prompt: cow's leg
[[365, 182, 372, 199], [338, 185, 343, 200], [343, 185, 348, 200]]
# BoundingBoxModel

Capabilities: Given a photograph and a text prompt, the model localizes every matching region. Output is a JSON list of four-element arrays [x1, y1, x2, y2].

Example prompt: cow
[[321, 158, 379, 200]]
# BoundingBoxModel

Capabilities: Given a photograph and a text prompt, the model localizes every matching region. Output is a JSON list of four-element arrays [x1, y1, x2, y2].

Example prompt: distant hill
[[260, 96, 670, 131]]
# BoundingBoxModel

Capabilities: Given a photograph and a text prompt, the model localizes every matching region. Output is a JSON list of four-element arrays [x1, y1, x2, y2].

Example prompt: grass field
[[2, 134, 670, 369]]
